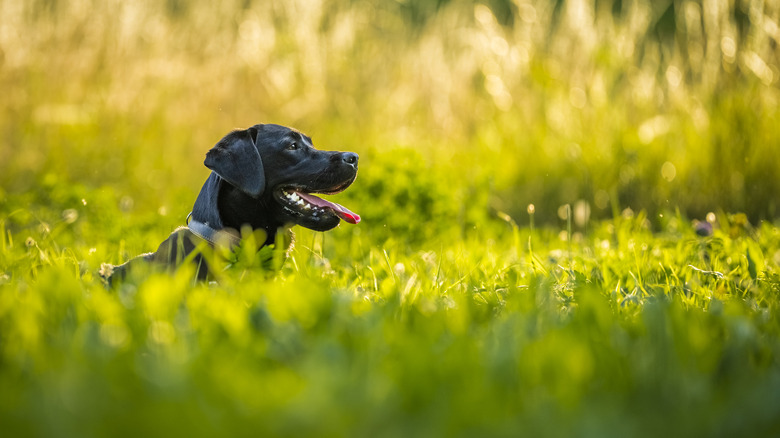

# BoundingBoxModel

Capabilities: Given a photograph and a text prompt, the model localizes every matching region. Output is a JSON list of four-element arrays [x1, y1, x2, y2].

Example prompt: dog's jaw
[[270, 183, 359, 232]]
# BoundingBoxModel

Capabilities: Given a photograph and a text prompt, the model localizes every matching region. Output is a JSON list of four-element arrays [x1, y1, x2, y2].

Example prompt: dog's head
[[204, 124, 359, 232]]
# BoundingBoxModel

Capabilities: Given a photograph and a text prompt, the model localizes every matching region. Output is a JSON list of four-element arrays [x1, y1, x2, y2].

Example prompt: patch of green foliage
[[2, 0, 780, 436], [2, 192, 780, 437]]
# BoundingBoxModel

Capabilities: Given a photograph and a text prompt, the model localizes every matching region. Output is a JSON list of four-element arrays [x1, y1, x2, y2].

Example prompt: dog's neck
[[187, 217, 241, 248], [191, 173, 286, 246]]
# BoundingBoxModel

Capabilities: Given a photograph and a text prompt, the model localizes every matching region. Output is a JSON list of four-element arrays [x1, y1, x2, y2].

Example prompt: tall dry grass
[[1, 0, 779, 223]]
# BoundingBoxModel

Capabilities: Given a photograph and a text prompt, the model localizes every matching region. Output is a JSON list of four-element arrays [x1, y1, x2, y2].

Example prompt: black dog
[[100, 123, 359, 285]]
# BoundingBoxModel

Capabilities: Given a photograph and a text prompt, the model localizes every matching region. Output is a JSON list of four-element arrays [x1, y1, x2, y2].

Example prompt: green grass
[[2, 0, 780, 436], [2, 204, 780, 437]]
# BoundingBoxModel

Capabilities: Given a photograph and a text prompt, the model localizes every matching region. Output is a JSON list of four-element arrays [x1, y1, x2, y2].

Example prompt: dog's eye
[[287, 142, 299, 150]]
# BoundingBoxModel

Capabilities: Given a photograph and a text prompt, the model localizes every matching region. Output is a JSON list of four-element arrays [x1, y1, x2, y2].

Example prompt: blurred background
[[1, 0, 779, 236]]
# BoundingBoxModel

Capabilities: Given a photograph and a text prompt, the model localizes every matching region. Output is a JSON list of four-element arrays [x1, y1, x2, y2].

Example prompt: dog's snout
[[341, 152, 359, 167]]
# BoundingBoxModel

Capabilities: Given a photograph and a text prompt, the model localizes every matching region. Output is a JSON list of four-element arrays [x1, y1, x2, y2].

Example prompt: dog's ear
[[204, 128, 265, 198]]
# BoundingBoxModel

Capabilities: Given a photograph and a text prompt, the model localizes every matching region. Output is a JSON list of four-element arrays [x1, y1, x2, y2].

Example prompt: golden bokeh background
[[1, 0, 779, 225]]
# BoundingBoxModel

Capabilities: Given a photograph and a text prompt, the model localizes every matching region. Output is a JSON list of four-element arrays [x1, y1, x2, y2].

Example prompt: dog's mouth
[[273, 184, 360, 227]]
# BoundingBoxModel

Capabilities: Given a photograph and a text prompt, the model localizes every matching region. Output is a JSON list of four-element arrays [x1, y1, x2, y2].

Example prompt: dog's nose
[[341, 152, 359, 166]]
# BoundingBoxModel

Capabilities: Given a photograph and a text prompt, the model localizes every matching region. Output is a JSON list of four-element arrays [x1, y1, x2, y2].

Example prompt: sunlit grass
[[2, 201, 780, 436], [2, 0, 779, 220], [2, 0, 780, 436]]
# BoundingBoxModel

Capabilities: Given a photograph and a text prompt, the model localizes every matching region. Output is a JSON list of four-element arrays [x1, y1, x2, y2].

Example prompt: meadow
[[1, 0, 780, 436]]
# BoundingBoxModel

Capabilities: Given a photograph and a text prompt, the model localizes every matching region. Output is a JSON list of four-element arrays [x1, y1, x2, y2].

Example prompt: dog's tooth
[[303, 204, 311, 210], [296, 199, 304, 206]]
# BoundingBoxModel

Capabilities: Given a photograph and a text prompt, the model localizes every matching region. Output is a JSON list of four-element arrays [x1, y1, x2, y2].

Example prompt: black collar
[[186, 213, 241, 248]]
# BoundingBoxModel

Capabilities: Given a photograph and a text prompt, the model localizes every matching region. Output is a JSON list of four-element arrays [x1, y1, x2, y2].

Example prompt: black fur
[[101, 123, 359, 286]]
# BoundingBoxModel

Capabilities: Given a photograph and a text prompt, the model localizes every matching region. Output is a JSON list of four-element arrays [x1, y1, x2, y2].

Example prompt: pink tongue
[[297, 192, 361, 224]]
